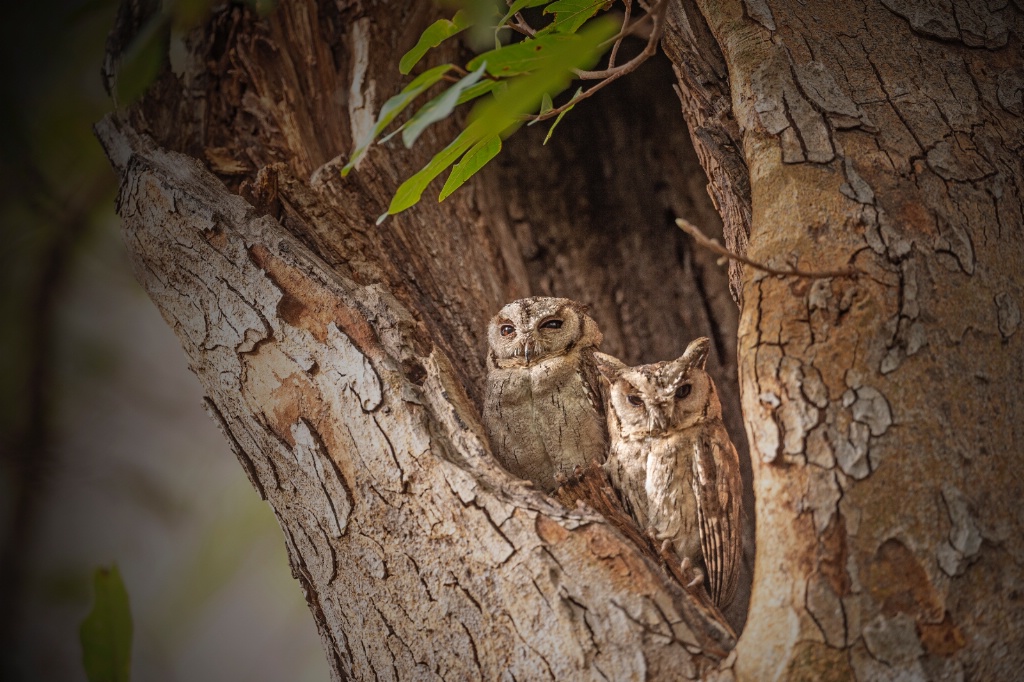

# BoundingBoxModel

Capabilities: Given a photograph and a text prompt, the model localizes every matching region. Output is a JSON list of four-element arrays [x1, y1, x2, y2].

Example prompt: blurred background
[[0, 1, 329, 679]]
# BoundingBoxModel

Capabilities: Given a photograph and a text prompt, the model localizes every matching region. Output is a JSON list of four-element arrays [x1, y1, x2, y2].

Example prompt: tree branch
[[676, 218, 860, 279], [608, 0, 633, 68]]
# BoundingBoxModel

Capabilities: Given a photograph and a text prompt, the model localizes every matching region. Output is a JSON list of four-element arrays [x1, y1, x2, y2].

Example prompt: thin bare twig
[[575, 0, 665, 79], [509, 12, 536, 37], [675, 218, 861, 279], [608, 0, 633, 68]]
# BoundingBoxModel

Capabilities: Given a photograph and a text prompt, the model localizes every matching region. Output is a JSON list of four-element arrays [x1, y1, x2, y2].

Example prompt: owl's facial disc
[[489, 297, 595, 369]]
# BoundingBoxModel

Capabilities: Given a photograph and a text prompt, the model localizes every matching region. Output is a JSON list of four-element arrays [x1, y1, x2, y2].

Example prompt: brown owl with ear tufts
[[483, 297, 607, 492], [595, 337, 743, 608]]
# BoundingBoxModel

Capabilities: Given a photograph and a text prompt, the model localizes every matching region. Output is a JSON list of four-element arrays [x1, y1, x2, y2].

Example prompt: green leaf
[[456, 79, 502, 106], [80, 566, 132, 682], [402, 63, 488, 148], [498, 0, 550, 28], [384, 128, 480, 219], [439, 135, 502, 201], [399, 10, 471, 75], [544, 86, 582, 143], [469, 15, 617, 124], [378, 78, 500, 147], [342, 63, 454, 176], [459, 0, 507, 51], [467, 34, 580, 77], [528, 92, 555, 125], [544, 0, 609, 34]]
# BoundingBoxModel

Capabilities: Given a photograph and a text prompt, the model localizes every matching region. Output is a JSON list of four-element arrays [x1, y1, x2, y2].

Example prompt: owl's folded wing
[[691, 428, 743, 608]]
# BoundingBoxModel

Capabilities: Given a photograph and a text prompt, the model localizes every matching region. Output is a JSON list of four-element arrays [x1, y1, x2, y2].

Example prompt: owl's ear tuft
[[568, 300, 591, 315], [680, 337, 711, 371], [593, 352, 627, 378], [577, 311, 603, 349]]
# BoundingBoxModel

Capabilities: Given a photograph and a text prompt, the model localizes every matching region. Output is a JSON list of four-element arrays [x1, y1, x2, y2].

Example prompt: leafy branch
[[527, 0, 668, 123], [341, 0, 666, 222]]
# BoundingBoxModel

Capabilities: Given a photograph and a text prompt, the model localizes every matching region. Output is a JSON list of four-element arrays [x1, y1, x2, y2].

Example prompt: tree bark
[[674, 2, 1024, 680], [97, 0, 1023, 679]]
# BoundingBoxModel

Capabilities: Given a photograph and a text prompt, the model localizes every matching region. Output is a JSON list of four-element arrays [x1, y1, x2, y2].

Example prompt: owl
[[483, 297, 607, 492], [596, 337, 743, 608]]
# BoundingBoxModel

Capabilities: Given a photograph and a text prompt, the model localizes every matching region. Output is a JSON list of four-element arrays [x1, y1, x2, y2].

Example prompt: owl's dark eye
[[627, 395, 644, 407], [675, 384, 692, 399], [500, 324, 515, 337], [540, 319, 563, 330]]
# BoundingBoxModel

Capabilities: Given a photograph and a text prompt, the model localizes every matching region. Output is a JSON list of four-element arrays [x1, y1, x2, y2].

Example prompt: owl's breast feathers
[[483, 347, 606, 490], [527, 352, 607, 453], [645, 435, 701, 552]]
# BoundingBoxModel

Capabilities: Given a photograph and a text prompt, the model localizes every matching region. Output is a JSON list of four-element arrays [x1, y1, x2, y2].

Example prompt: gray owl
[[483, 297, 607, 492], [595, 337, 743, 608]]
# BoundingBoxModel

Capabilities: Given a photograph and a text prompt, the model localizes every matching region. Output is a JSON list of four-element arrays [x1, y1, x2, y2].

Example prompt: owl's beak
[[520, 334, 535, 365], [648, 411, 668, 437]]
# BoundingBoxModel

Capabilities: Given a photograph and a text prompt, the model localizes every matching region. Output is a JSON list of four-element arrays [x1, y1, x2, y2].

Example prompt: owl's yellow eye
[[627, 395, 644, 407], [540, 319, 563, 330], [675, 384, 692, 399], [500, 324, 515, 336]]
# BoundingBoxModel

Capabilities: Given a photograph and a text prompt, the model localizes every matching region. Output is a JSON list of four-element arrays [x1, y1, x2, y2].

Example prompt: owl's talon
[[680, 557, 705, 588]]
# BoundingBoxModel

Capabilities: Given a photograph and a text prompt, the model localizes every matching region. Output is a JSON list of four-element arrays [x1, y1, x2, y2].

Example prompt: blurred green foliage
[[79, 565, 133, 682], [0, 3, 317, 682], [0, 0, 120, 453], [0, 0, 265, 530], [1, 6, 131, 677]]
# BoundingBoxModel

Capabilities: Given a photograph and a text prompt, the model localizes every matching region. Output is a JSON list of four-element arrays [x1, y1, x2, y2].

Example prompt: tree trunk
[[672, 2, 1024, 679], [97, 0, 1023, 679]]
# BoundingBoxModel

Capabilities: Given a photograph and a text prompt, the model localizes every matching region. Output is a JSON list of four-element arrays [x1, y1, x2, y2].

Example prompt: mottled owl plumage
[[483, 297, 607, 492], [596, 338, 743, 608]]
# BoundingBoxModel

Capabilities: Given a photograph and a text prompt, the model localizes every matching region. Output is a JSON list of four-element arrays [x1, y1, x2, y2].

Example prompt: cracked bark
[[696, 0, 1024, 679], [98, 0, 1022, 679]]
